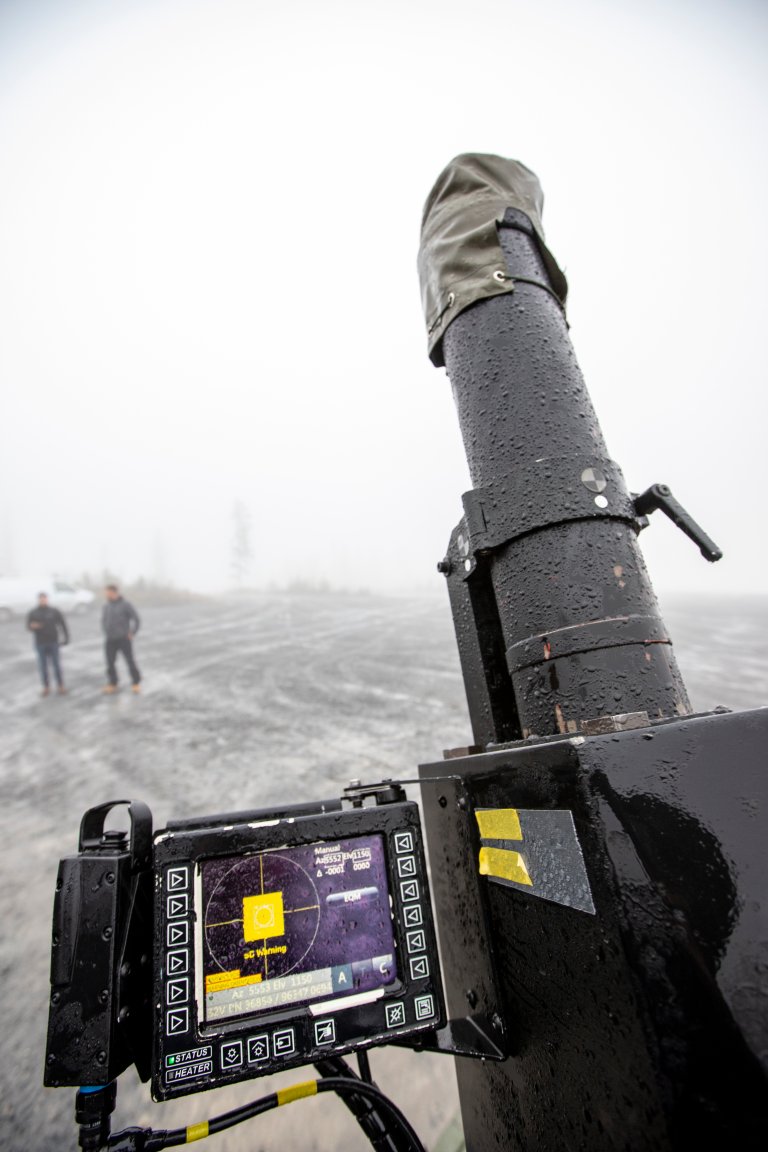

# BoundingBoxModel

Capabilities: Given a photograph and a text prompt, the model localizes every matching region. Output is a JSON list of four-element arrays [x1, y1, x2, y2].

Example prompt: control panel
[[152, 800, 443, 1099]]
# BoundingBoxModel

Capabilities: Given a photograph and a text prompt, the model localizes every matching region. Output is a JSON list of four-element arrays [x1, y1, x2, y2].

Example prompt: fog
[[1, 0, 766, 597]]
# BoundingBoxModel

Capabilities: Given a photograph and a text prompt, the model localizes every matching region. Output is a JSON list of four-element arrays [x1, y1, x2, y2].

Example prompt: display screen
[[200, 834, 398, 1023]]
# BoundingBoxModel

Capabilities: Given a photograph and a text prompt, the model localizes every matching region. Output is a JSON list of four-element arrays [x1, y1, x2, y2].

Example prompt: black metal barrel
[[421, 161, 690, 739]]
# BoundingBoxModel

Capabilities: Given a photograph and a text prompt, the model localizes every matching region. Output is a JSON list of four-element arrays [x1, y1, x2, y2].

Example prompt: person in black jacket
[[27, 592, 69, 696], [102, 584, 142, 694]]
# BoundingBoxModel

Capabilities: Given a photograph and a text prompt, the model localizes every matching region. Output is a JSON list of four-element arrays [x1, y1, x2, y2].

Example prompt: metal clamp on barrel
[[452, 456, 638, 578]]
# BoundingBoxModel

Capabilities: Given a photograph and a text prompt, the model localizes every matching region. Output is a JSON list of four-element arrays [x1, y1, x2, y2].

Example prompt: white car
[[48, 578, 95, 615], [0, 577, 95, 621]]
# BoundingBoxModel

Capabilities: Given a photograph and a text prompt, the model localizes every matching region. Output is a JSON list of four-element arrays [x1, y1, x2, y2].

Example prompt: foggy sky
[[1, 0, 766, 596]]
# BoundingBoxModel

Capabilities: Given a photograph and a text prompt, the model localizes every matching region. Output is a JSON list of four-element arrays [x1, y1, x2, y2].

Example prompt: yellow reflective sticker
[[479, 846, 533, 887], [186, 1121, 209, 1142], [277, 1080, 319, 1106], [475, 808, 523, 842]]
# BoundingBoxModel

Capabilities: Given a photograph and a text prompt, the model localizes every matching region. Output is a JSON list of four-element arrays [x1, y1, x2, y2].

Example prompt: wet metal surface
[[421, 708, 768, 1150]]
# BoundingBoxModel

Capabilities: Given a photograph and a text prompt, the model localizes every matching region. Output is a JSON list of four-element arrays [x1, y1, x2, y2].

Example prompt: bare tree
[[230, 500, 253, 586]]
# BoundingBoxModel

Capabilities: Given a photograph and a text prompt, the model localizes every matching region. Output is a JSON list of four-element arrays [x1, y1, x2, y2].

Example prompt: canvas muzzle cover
[[418, 153, 568, 367]]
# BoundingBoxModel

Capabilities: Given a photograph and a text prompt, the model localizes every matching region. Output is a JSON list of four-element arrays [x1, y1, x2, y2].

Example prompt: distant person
[[102, 584, 141, 694], [26, 592, 69, 696]]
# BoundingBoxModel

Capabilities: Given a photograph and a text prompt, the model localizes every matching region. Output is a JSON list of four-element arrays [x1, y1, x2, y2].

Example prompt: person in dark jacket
[[102, 584, 142, 693], [27, 592, 69, 696]]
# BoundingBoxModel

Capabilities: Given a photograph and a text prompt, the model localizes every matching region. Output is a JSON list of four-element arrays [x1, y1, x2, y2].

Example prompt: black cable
[[315, 1056, 400, 1152], [132, 1075, 426, 1152], [319, 1080, 424, 1152], [146, 1090, 279, 1147], [357, 1049, 373, 1083]]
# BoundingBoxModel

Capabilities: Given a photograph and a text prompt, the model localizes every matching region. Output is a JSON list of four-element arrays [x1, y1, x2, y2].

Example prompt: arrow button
[[167, 950, 189, 975], [167, 922, 189, 947], [167, 867, 189, 892], [167, 894, 188, 918], [166, 1007, 189, 1035]]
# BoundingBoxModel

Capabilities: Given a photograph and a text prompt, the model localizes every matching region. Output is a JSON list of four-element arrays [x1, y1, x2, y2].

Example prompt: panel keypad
[[163, 866, 192, 1040]]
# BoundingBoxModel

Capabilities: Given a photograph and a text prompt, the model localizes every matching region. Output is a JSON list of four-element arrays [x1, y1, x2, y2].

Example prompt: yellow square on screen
[[243, 891, 285, 941]]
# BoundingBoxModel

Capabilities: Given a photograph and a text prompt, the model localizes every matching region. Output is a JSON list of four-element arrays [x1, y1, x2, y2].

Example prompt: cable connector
[[75, 1083, 117, 1151]]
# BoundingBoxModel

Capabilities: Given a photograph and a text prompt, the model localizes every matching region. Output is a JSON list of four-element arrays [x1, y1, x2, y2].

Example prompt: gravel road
[[1, 589, 765, 1150]]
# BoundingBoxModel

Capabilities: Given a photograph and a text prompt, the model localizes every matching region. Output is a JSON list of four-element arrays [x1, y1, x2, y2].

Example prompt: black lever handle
[[634, 483, 723, 562]]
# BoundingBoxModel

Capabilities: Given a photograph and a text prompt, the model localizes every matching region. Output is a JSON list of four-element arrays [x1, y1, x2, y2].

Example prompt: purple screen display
[[200, 834, 398, 1022]]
